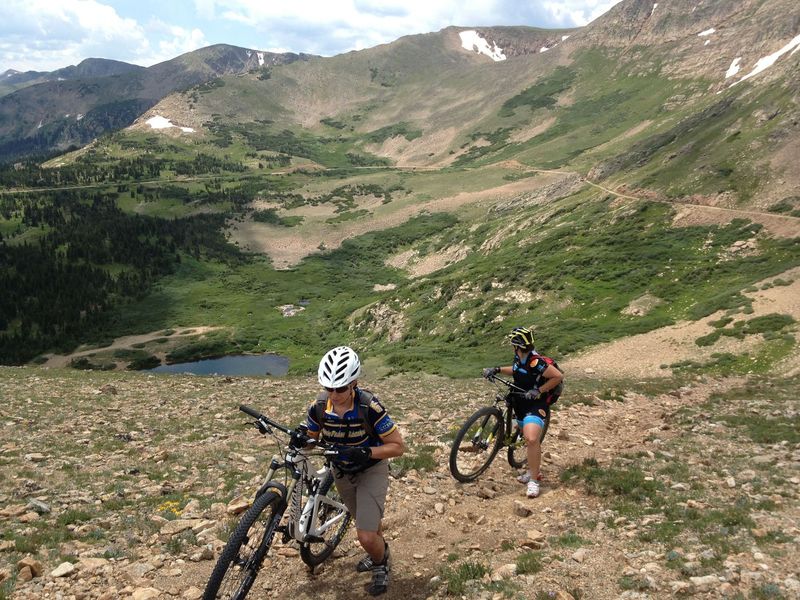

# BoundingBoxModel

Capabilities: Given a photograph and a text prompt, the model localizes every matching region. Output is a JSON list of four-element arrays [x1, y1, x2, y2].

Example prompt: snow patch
[[704, 40, 710, 46], [37, 120, 43, 129], [146, 115, 194, 133], [697, 28, 715, 37], [729, 33, 800, 87], [540, 46, 550, 53], [257, 52, 264, 66], [725, 57, 741, 78], [458, 30, 506, 62], [651, 3, 658, 16], [76, 114, 84, 121], [561, 35, 570, 42]]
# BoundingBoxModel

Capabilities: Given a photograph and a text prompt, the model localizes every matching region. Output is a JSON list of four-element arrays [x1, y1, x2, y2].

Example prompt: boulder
[[16, 556, 43, 577], [51, 562, 76, 577]]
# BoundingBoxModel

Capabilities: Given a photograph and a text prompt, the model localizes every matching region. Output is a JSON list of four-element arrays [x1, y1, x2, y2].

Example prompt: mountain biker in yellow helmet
[[306, 346, 405, 596], [483, 327, 564, 498]]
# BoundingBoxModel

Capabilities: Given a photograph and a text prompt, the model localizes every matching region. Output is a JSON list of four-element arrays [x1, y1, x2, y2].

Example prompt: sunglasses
[[324, 384, 351, 394]]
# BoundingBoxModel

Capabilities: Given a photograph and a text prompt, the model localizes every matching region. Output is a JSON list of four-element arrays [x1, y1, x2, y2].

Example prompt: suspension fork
[[255, 455, 284, 498]]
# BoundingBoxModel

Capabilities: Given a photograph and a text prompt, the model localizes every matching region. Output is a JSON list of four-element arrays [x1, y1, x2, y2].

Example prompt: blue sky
[[1, 0, 622, 72]]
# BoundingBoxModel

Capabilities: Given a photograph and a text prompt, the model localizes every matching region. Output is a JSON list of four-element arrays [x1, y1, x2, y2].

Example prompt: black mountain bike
[[448, 374, 549, 483], [203, 405, 351, 600]]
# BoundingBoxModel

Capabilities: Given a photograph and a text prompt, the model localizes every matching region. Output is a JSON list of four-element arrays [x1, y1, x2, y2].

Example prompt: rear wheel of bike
[[507, 413, 550, 469], [299, 471, 352, 567], [449, 406, 504, 482], [507, 426, 528, 469], [203, 490, 285, 600]]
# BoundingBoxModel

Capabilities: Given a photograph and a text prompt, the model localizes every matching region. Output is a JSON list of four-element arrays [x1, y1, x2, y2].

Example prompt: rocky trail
[[1, 368, 797, 599]]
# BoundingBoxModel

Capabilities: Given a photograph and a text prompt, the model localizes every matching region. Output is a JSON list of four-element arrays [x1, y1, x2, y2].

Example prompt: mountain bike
[[448, 374, 549, 483], [203, 405, 351, 600]]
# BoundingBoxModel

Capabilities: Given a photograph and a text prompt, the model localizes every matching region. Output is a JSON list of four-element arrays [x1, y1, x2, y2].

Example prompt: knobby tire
[[449, 406, 504, 482], [299, 471, 352, 567], [506, 413, 550, 470], [203, 490, 284, 600]]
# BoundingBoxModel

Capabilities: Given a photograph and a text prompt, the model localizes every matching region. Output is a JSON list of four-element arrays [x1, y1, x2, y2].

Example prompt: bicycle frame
[[256, 448, 348, 545], [490, 376, 524, 440]]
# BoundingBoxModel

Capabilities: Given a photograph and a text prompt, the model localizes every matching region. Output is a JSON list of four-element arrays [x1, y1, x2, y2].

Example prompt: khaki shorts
[[333, 460, 389, 532]]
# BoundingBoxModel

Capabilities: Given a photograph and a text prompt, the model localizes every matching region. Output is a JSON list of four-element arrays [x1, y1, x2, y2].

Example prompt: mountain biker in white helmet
[[306, 346, 405, 596]]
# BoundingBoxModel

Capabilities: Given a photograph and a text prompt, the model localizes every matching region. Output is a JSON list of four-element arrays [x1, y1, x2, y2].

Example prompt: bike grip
[[239, 405, 262, 419]]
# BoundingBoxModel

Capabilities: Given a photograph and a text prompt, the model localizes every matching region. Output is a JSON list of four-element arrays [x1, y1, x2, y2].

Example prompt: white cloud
[[1, 0, 622, 72], [0, 0, 207, 71], [198, 0, 623, 56]]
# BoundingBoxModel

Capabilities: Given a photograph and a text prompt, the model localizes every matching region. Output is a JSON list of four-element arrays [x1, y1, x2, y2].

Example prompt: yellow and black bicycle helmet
[[508, 326, 535, 349]]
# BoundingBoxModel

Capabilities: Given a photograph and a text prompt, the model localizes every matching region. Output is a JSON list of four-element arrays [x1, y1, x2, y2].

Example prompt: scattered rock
[[16, 556, 43, 578], [690, 575, 720, 592], [161, 518, 200, 536], [739, 469, 757, 481], [571, 548, 589, 563], [476, 487, 497, 499], [51, 562, 76, 577], [132, 588, 162, 600], [492, 563, 517, 580], [226, 496, 251, 515], [26, 499, 51, 514], [513, 501, 533, 517], [670, 581, 693, 594], [17, 566, 33, 582]]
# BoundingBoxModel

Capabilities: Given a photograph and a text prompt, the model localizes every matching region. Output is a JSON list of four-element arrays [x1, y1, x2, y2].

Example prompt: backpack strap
[[314, 389, 377, 441], [531, 353, 564, 374], [356, 389, 377, 440]]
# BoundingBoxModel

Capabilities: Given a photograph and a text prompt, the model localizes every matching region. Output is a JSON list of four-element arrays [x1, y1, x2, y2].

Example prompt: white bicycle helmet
[[318, 346, 362, 388]]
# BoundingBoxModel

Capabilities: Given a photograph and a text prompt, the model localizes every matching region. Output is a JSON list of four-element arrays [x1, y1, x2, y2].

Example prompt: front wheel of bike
[[449, 406, 504, 482], [203, 490, 285, 600], [299, 471, 352, 567]]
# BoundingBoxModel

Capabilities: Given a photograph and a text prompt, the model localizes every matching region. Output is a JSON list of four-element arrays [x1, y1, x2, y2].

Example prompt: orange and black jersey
[[512, 351, 551, 391]]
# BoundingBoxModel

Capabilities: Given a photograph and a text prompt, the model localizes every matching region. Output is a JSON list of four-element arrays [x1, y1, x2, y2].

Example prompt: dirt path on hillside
[[177, 382, 699, 600], [41, 326, 224, 368], [584, 179, 800, 238]]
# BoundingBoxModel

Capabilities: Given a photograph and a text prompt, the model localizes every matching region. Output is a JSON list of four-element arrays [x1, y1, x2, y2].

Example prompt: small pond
[[149, 354, 289, 377]]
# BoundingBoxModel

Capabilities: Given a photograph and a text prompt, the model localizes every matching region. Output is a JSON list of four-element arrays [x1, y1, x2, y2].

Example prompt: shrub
[[442, 562, 488, 595]]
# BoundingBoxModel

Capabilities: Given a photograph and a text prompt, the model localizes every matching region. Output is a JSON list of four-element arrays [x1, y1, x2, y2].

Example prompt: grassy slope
[[3, 26, 799, 375]]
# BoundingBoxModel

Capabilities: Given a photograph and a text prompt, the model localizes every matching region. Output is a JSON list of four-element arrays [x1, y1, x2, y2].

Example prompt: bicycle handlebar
[[239, 404, 335, 452], [486, 373, 526, 393], [239, 404, 294, 435]]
